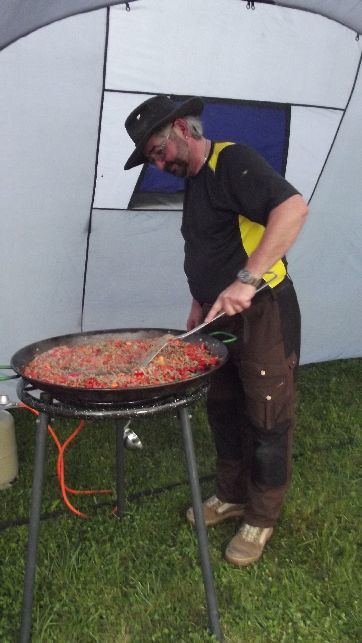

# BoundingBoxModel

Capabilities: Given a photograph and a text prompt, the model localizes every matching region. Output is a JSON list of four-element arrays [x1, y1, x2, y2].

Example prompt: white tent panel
[[286, 106, 343, 202], [93, 91, 146, 209], [0, 10, 106, 372], [288, 65, 362, 363], [82, 210, 190, 330], [107, 0, 360, 107]]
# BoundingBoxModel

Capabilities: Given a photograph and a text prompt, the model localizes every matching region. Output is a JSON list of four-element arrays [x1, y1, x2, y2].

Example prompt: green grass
[[0, 359, 361, 642]]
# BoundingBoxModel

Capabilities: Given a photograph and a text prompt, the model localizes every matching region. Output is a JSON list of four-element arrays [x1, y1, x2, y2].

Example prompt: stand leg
[[178, 406, 222, 642], [20, 406, 50, 643], [115, 419, 127, 517]]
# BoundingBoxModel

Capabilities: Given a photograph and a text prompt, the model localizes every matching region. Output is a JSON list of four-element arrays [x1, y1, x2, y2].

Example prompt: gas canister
[[0, 409, 18, 489]]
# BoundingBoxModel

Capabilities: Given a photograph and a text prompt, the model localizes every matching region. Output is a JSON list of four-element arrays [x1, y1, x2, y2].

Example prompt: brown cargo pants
[[203, 276, 301, 527]]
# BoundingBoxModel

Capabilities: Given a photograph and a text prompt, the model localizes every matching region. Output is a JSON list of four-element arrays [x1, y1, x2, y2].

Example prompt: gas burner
[[17, 380, 208, 419]]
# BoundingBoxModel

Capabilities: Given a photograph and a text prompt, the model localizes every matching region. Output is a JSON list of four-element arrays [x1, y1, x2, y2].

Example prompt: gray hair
[[184, 115, 203, 139], [156, 115, 203, 140]]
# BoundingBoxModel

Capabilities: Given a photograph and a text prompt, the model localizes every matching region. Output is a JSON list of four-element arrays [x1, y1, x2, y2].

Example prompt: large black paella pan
[[10, 328, 229, 405]]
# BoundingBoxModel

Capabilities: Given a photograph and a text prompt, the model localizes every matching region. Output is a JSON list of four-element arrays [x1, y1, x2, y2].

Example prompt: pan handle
[[0, 365, 19, 381], [209, 331, 237, 344]]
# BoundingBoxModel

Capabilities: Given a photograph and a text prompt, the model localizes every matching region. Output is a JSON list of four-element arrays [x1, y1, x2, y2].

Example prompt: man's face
[[144, 124, 191, 177]]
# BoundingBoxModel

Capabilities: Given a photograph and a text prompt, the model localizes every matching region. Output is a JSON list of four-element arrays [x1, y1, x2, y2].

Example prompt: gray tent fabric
[[273, 1, 362, 34], [1, 0, 361, 51], [0, 0, 134, 51]]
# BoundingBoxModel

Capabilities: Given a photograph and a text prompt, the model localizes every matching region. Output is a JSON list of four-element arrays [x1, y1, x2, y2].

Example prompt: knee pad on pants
[[252, 429, 289, 487]]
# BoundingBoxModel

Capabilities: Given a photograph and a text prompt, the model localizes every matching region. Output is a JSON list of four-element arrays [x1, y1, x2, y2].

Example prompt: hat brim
[[124, 97, 204, 170]]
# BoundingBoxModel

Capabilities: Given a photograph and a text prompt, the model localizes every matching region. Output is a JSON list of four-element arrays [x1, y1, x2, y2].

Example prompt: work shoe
[[186, 495, 245, 527], [225, 523, 274, 567]]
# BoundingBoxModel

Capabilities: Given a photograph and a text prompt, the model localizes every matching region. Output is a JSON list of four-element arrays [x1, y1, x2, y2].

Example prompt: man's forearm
[[245, 194, 308, 278]]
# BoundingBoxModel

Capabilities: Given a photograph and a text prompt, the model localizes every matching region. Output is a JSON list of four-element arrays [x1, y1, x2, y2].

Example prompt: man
[[124, 95, 308, 566]]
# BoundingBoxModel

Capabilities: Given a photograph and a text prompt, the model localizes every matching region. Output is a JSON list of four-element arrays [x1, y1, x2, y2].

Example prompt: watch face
[[237, 270, 260, 286]]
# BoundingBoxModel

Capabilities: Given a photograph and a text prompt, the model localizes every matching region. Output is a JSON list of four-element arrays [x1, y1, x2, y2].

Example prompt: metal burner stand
[[18, 380, 222, 642]]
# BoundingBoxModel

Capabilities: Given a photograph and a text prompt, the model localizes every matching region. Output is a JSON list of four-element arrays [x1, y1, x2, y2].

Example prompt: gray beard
[[164, 159, 188, 178]]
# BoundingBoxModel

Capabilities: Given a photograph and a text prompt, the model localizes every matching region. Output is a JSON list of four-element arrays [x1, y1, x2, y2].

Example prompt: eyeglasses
[[145, 124, 173, 165]]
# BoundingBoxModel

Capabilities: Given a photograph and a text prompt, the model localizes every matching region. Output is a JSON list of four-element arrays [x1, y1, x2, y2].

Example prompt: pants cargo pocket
[[239, 352, 297, 432]]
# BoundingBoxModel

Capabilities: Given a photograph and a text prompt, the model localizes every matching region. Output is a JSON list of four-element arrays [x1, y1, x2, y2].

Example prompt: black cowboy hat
[[124, 95, 204, 170]]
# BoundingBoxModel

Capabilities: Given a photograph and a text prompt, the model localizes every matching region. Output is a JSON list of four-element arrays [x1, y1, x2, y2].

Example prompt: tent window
[[129, 98, 290, 210]]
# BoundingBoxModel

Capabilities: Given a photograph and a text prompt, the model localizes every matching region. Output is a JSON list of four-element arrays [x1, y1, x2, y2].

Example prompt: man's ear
[[173, 118, 189, 140]]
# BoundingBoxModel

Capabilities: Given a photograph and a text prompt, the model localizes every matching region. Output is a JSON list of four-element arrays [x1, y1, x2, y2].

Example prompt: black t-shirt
[[181, 141, 299, 304]]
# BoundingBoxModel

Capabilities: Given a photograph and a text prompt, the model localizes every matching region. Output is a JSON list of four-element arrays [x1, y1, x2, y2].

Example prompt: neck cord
[[203, 139, 210, 165]]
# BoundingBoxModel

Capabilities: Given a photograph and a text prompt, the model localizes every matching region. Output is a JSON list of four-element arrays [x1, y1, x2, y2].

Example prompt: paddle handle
[[178, 276, 276, 340]]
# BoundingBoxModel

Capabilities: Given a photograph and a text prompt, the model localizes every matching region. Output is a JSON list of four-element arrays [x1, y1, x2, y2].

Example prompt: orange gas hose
[[19, 403, 112, 518]]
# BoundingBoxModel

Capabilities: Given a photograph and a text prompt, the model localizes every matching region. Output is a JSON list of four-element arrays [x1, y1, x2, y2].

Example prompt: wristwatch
[[236, 269, 262, 288]]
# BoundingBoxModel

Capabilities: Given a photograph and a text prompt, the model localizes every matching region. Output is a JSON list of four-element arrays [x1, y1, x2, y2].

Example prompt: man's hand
[[204, 280, 256, 323], [186, 298, 204, 331]]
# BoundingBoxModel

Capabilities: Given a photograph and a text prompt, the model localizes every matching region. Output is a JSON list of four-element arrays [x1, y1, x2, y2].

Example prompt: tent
[[1, 0, 361, 399]]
